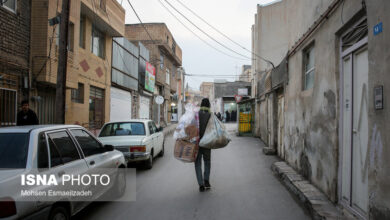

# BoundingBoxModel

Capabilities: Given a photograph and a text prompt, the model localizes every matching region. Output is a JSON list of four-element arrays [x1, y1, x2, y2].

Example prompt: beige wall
[[30, 0, 125, 126]]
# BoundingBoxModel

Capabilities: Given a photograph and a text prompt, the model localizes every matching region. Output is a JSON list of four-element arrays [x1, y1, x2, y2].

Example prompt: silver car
[[0, 125, 127, 220]]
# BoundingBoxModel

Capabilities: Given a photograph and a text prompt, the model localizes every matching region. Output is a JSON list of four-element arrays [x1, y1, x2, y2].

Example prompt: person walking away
[[17, 100, 39, 126], [196, 98, 212, 192], [217, 112, 222, 121]]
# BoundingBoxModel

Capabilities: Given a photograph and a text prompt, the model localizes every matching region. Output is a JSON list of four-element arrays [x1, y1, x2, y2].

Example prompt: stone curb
[[271, 161, 356, 220]]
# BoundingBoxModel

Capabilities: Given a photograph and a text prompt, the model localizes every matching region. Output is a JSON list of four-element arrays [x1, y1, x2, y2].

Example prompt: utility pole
[[55, 0, 71, 124]]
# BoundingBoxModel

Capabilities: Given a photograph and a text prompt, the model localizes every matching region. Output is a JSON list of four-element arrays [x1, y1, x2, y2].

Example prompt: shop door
[[110, 87, 131, 122], [341, 45, 368, 216], [139, 95, 150, 119]]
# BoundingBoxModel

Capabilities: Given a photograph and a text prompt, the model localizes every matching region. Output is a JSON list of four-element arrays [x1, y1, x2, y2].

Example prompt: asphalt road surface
[[74, 124, 310, 220]]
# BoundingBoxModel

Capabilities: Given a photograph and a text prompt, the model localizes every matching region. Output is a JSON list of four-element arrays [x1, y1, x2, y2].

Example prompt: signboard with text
[[145, 62, 155, 93], [238, 88, 248, 96]]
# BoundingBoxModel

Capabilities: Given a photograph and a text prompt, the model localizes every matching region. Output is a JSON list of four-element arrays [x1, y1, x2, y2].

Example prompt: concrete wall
[[366, 1, 390, 219], [284, 0, 362, 202], [214, 81, 251, 98], [255, 2, 289, 72]]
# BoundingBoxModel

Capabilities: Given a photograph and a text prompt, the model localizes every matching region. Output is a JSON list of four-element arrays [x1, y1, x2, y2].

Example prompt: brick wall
[[0, 0, 31, 104], [0, 0, 31, 68]]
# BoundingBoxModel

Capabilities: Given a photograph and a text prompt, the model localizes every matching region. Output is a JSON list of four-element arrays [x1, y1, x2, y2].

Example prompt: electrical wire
[[34, 0, 60, 79], [163, 0, 251, 60], [126, 0, 156, 44], [158, 0, 247, 60], [171, 0, 274, 67]]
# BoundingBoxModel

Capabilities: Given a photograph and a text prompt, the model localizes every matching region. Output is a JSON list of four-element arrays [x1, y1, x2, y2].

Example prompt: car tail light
[[130, 145, 146, 152], [0, 197, 17, 217]]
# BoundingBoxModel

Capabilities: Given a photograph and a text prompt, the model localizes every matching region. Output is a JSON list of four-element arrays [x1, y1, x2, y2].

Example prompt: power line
[[126, 0, 156, 44], [163, 0, 251, 60], [171, 0, 274, 67], [186, 75, 252, 79], [34, 0, 60, 79], [158, 0, 247, 60]]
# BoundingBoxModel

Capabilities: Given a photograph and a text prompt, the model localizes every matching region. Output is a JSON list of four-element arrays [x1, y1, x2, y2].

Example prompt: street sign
[[155, 95, 164, 105], [235, 95, 243, 103], [374, 22, 383, 36]]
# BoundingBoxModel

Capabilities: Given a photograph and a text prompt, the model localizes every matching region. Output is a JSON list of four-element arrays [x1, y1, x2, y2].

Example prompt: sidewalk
[[272, 161, 356, 220], [163, 123, 177, 137]]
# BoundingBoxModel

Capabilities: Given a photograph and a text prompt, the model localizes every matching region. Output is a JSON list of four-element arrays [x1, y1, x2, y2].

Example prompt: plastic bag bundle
[[173, 103, 199, 141], [173, 103, 200, 163], [199, 114, 231, 149]]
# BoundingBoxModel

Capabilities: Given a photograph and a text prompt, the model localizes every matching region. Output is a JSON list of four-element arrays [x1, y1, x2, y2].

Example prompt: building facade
[[239, 65, 252, 83], [30, 0, 125, 132], [0, 0, 31, 126], [125, 23, 182, 126], [252, 0, 390, 219], [213, 81, 251, 122], [200, 82, 214, 99]]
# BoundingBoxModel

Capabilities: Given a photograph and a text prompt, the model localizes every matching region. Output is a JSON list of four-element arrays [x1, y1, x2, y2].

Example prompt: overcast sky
[[119, 0, 276, 90]]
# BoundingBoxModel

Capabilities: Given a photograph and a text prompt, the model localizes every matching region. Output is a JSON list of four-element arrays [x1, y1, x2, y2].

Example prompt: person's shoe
[[204, 180, 211, 189], [199, 185, 205, 192]]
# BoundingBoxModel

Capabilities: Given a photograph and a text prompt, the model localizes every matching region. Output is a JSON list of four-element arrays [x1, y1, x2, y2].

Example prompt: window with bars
[[71, 83, 84, 103], [0, 88, 17, 126], [303, 44, 315, 90]]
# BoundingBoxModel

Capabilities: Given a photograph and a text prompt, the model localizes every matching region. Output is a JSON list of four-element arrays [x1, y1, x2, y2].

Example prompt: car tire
[[145, 150, 153, 169], [159, 140, 165, 157], [112, 167, 126, 198], [49, 205, 70, 220]]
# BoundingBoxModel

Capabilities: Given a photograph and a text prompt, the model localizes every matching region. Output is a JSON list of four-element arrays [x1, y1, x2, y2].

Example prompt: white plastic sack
[[199, 114, 230, 149], [173, 103, 199, 141]]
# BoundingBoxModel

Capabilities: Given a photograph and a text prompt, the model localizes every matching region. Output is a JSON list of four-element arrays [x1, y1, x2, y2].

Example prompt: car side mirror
[[104, 145, 114, 151]]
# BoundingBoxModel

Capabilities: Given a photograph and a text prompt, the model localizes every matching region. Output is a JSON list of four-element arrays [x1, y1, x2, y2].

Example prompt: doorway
[[340, 18, 368, 218], [89, 86, 105, 129]]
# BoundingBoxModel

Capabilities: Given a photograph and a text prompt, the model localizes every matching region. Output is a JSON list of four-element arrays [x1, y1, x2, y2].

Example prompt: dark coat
[[199, 110, 211, 139], [17, 109, 39, 126]]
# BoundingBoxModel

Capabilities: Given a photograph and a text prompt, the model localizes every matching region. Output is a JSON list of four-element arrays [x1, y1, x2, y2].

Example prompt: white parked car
[[0, 125, 126, 220], [98, 120, 165, 169]]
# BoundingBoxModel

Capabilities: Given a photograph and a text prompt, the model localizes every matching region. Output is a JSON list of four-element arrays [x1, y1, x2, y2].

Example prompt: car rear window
[[99, 122, 146, 137], [0, 133, 30, 168]]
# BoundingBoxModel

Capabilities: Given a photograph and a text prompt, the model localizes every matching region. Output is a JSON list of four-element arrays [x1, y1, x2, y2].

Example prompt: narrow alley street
[[74, 124, 310, 220]]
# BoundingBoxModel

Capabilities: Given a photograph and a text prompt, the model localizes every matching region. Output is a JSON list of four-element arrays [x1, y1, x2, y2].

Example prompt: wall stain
[[324, 90, 336, 119], [299, 152, 312, 179], [316, 160, 323, 181]]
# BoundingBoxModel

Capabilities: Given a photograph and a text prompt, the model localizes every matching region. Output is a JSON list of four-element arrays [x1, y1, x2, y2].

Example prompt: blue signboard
[[374, 22, 383, 36]]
